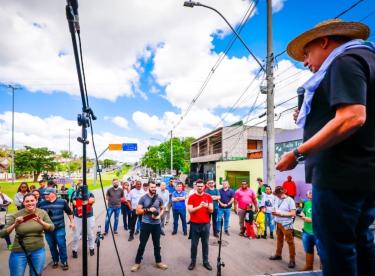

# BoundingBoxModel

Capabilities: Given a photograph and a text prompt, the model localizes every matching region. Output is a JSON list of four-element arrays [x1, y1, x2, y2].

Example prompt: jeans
[[210, 208, 218, 234], [265, 212, 275, 234], [135, 223, 161, 264], [217, 208, 231, 232], [313, 185, 375, 276], [136, 217, 141, 231], [121, 204, 131, 230], [104, 207, 121, 233], [9, 247, 45, 276], [172, 208, 187, 234], [45, 227, 68, 263], [302, 231, 316, 254], [72, 216, 95, 251], [190, 223, 210, 264]]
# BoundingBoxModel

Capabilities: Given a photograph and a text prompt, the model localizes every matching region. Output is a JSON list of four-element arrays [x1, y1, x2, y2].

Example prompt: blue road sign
[[122, 143, 138, 151]]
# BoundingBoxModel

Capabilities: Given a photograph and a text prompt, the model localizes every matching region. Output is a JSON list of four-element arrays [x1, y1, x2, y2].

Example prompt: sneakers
[[90, 249, 95, 256], [269, 255, 282, 260], [203, 262, 213, 271], [114, 231, 118, 235], [160, 229, 165, 236], [171, 231, 177, 235], [62, 262, 69, 270], [225, 231, 230, 236], [52, 262, 59, 269], [239, 232, 245, 237], [188, 262, 195, 270], [155, 262, 168, 270], [183, 232, 187, 236], [135, 230, 140, 235], [103, 232, 108, 236], [213, 233, 219, 238], [262, 234, 267, 239], [72, 251, 78, 258], [288, 260, 296, 268], [128, 235, 134, 242], [131, 264, 141, 272], [270, 232, 274, 239]]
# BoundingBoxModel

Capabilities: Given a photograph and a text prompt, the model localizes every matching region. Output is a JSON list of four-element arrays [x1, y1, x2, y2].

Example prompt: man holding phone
[[187, 179, 214, 271], [39, 188, 75, 270]]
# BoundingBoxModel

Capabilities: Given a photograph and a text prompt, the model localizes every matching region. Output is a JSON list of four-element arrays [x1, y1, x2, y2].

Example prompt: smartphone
[[22, 213, 37, 222]]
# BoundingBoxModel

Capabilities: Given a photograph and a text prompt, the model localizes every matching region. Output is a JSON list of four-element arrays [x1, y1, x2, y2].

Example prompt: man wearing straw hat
[[276, 19, 375, 276]]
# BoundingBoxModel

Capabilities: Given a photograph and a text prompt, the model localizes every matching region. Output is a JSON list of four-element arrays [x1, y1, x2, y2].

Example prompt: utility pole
[[170, 130, 173, 175], [9, 85, 18, 185], [266, 0, 275, 188]]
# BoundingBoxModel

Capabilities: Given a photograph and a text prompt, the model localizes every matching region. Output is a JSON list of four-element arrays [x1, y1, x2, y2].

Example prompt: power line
[[334, 0, 366, 19], [359, 9, 375, 22], [169, 0, 259, 134]]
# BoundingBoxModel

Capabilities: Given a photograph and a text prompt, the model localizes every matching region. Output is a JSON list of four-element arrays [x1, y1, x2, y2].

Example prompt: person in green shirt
[[300, 190, 316, 271], [0, 192, 54, 276]]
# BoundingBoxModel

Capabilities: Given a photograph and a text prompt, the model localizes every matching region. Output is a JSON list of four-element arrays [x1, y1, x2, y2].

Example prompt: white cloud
[[272, 0, 287, 13], [0, 0, 256, 102], [0, 112, 148, 162], [110, 116, 129, 130]]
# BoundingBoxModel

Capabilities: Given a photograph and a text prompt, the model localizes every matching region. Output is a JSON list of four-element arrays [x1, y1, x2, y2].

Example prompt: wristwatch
[[293, 148, 306, 162]]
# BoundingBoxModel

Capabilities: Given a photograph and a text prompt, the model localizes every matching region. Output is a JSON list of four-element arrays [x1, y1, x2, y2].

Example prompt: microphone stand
[[216, 217, 225, 276], [95, 225, 104, 276], [65, 1, 96, 275], [17, 233, 40, 276]]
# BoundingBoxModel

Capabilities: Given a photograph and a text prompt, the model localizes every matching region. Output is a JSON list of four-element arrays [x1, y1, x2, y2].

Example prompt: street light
[[183, 0, 275, 187], [183, 1, 265, 72]]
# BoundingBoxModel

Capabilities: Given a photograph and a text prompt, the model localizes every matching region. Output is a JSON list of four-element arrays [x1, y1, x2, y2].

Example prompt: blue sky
[[0, 0, 374, 161]]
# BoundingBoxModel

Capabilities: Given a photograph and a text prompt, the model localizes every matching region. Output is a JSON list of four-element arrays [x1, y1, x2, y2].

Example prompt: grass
[[0, 170, 123, 214]]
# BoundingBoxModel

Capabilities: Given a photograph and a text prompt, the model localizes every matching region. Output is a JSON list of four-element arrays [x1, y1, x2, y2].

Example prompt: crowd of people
[[101, 176, 316, 273], [0, 178, 96, 275]]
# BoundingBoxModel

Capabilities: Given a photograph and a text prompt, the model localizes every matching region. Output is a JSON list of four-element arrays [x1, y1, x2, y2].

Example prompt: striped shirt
[[39, 199, 72, 229]]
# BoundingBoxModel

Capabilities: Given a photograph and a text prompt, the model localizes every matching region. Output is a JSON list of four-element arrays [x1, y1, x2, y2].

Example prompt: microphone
[[297, 87, 305, 110]]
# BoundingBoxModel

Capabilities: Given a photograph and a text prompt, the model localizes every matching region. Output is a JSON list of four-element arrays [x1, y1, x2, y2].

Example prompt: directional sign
[[108, 144, 123, 151], [122, 143, 138, 151]]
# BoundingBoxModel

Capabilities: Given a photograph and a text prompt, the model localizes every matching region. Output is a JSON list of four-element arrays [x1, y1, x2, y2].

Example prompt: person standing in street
[[217, 180, 235, 236], [157, 182, 170, 235], [300, 190, 316, 271], [131, 181, 168, 272], [261, 186, 276, 239], [269, 186, 296, 269], [71, 185, 96, 258], [104, 179, 124, 235], [256, 177, 267, 202], [128, 180, 146, 241], [205, 180, 220, 237], [165, 179, 175, 224], [187, 179, 213, 271], [282, 176, 297, 199], [121, 181, 131, 231], [277, 19, 375, 276], [0, 193, 54, 276], [39, 188, 75, 270], [234, 180, 258, 236], [14, 182, 30, 210], [171, 182, 187, 235]]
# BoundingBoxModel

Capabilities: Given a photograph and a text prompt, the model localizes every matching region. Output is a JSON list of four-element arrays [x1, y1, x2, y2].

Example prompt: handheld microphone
[[297, 87, 305, 110]]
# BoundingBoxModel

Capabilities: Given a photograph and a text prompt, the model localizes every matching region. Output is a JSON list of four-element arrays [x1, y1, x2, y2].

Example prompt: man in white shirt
[[269, 186, 296, 268], [127, 181, 146, 241]]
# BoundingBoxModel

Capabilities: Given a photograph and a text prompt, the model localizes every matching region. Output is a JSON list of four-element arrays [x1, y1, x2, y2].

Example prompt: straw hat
[[287, 19, 370, 61]]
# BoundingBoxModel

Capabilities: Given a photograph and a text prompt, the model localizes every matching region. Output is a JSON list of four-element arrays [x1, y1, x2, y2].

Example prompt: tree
[[60, 150, 72, 159], [15, 146, 57, 182], [103, 159, 116, 168], [141, 137, 195, 175]]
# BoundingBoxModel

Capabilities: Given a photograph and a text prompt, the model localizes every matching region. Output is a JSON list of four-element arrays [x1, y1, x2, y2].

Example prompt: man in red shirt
[[282, 176, 297, 199], [187, 179, 213, 271]]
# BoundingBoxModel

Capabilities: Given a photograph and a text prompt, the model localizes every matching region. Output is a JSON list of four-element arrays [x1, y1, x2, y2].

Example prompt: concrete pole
[[11, 86, 15, 185], [266, 0, 275, 188]]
